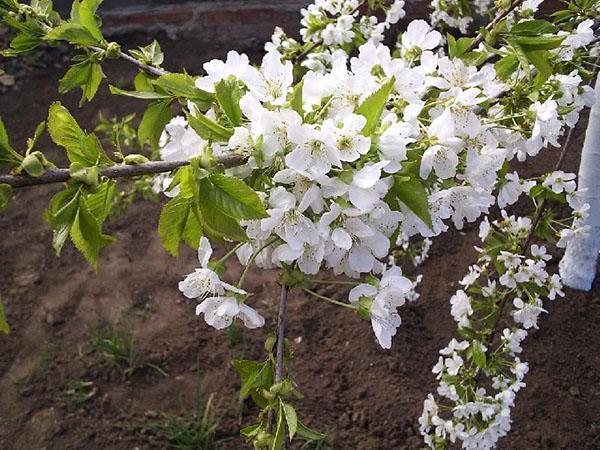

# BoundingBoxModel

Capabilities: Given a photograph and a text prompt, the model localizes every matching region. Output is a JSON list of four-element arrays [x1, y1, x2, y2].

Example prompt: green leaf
[[154, 73, 213, 104], [45, 187, 81, 255], [70, 196, 114, 270], [158, 196, 195, 256], [20, 153, 45, 177], [182, 208, 202, 249], [133, 72, 154, 92], [186, 111, 234, 142], [44, 22, 99, 46], [495, 54, 519, 81], [471, 340, 487, 369], [389, 176, 432, 229], [86, 181, 116, 222], [108, 85, 171, 100], [129, 40, 164, 66], [355, 77, 395, 136], [233, 360, 273, 397], [240, 423, 261, 441], [296, 421, 326, 442], [290, 80, 304, 118], [524, 49, 553, 84], [138, 100, 172, 151], [0, 184, 12, 212], [215, 78, 243, 126], [47, 103, 113, 166], [508, 40, 531, 79], [510, 35, 565, 51], [282, 401, 298, 440], [47, 102, 85, 149], [1, 31, 43, 56], [207, 174, 268, 220], [59, 60, 105, 102], [510, 19, 558, 36], [447, 34, 473, 58], [78, 0, 104, 42], [0, 296, 10, 334], [271, 402, 285, 450], [0, 118, 23, 167]]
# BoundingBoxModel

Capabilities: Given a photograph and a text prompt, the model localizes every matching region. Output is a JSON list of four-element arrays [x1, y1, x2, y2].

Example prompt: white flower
[[348, 266, 413, 349], [179, 237, 245, 300], [450, 290, 473, 327], [498, 172, 534, 208], [243, 50, 293, 105], [385, 0, 405, 26], [160, 116, 207, 162], [322, 114, 371, 162], [196, 296, 265, 330], [285, 124, 342, 178], [542, 170, 576, 194], [322, 15, 355, 46], [401, 20, 442, 54], [195, 50, 254, 92], [261, 187, 320, 250], [512, 297, 546, 329]]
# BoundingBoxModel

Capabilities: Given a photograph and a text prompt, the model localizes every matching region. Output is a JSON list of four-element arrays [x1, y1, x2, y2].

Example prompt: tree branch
[[0, 154, 247, 189], [466, 0, 526, 53]]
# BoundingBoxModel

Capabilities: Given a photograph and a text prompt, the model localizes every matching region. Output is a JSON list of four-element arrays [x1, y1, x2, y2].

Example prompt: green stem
[[308, 279, 360, 286], [237, 237, 280, 289], [218, 243, 245, 265], [302, 287, 357, 310]]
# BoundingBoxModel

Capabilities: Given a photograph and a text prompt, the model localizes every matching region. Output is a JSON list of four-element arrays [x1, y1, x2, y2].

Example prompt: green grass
[[91, 322, 167, 377], [62, 380, 98, 405], [134, 363, 221, 450]]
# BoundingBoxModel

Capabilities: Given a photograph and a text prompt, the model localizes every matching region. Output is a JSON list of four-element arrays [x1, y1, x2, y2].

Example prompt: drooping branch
[[0, 154, 247, 189]]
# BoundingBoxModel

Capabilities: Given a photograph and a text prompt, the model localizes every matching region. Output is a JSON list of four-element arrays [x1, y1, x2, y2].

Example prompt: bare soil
[[1, 32, 600, 450]]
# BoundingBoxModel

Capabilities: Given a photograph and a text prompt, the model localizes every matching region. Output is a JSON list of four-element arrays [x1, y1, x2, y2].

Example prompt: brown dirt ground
[[1, 32, 600, 450]]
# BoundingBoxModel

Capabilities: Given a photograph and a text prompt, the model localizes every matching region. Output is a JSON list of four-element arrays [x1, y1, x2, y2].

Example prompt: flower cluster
[[158, 0, 598, 351], [419, 184, 587, 449]]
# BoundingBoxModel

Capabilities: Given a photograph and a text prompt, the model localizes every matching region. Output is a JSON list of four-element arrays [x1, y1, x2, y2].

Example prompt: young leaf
[[389, 176, 432, 229], [47, 102, 85, 150], [355, 77, 395, 136], [471, 340, 487, 369], [0, 296, 10, 334], [86, 180, 116, 222], [0, 118, 23, 167], [207, 174, 268, 220], [198, 198, 247, 242], [0, 184, 12, 212], [129, 40, 164, 66], [78, 0, 104, 42], [138, 100, 172, 151], [510, 19, 558, 36], [44, 23, 99, 46], [108, 85, 171, 100], [70, 195, 115, 270], [290, 80, 304, 118], [154, 73, 213, 103], [48, 103, 113, 166], [271, 402, 285, 450], [45, 187, 81, 255], [158, 196, 194, 256], [186, 111, 234, 141], [215, 78, 243, 126], [295, 421, 326, 442], [282, 401, 298, 440]]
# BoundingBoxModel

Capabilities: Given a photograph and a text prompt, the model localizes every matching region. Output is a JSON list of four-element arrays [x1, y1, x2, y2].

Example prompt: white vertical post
[[559, 76, 600, 291]]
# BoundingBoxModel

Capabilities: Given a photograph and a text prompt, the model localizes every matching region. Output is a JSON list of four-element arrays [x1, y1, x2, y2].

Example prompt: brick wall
[[54, 0, 431, 45]]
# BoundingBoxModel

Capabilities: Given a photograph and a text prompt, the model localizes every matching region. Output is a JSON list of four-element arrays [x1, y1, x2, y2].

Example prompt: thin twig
[[0, 154, 247, 189], [466, 0, 526, 53], [267, 284, 289, 435], [89, 46, 168, 77]]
